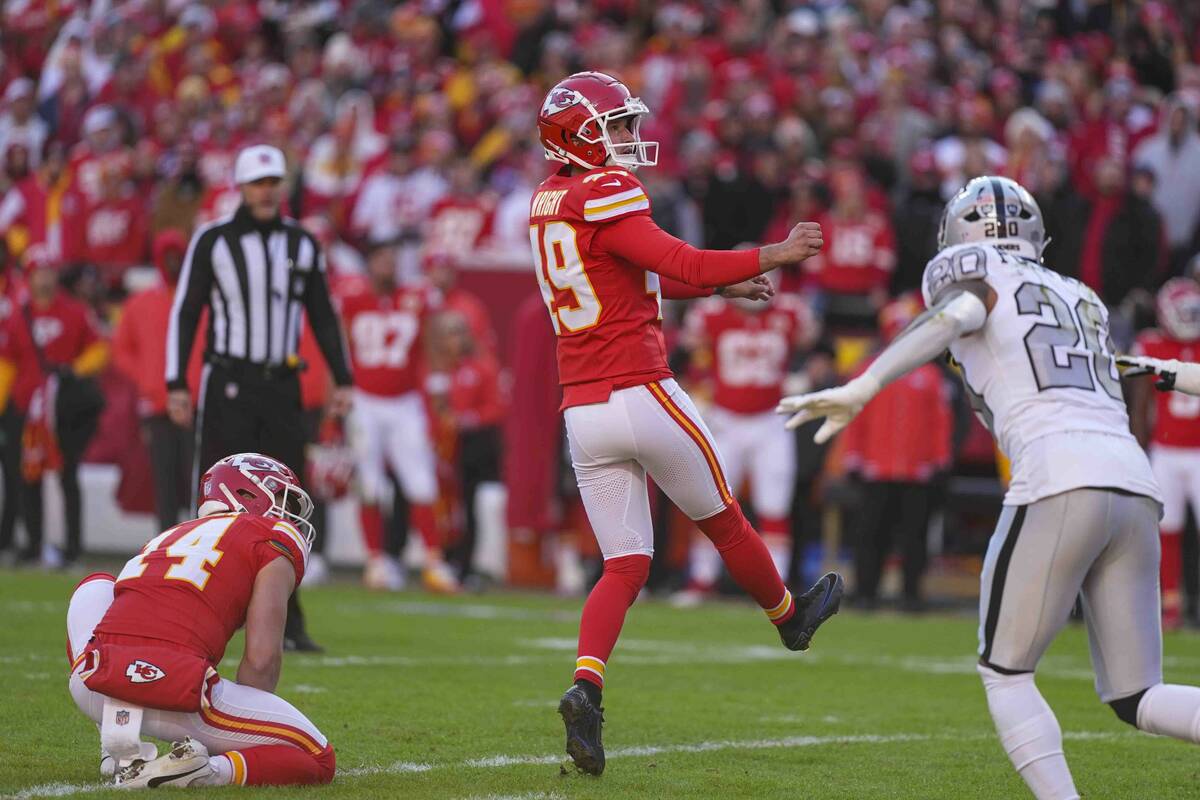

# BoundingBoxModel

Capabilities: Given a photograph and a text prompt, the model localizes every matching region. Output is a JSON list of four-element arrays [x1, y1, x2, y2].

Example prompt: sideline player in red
[[1129, 278, 1200, 629], [676, 280, 818, 600], [532, 71, 843, 775], [338, 242, 458, 593], [65, 453, 335, 788]]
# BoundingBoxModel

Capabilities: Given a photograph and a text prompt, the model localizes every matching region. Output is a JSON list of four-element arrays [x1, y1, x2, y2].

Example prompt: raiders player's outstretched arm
[[237, 557, 296, 692], [593, 214, 822, 288], [776, 287, 991, 443], [1117, 355, 1200, 396]]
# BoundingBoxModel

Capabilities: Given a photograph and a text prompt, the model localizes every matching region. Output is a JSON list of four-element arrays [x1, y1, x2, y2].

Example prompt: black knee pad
[[1108, 688, 1149, 728]]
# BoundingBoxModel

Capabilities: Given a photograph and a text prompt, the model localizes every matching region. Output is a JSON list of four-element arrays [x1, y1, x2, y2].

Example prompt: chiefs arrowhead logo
[[541, 88, 582, 116], [126, 660, 166, 684]]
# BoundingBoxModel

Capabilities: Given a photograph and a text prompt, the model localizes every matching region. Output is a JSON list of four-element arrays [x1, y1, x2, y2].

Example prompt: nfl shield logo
[[115, 710, 130, 726]]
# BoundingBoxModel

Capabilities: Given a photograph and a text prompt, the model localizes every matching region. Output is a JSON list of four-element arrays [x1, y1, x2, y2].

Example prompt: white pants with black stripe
[[978, 488, 1163, 702], [564, 378, 734, 559]]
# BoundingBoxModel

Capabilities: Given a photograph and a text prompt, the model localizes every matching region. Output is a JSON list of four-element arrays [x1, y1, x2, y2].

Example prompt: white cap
[[82, 104, 117, 135], [4, 78, 34, 103], [234, 144, 286, 184]]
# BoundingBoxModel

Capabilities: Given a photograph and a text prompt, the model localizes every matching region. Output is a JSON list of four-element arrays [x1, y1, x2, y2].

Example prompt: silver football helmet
[[937, 176, 1047, 260]]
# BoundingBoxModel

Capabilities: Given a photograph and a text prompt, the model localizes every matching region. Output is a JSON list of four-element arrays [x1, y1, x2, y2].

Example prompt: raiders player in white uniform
[[779, 176, 1200, 800]]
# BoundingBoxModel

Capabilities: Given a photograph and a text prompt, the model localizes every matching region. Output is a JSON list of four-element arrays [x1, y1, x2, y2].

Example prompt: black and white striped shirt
[[165, 204, 352, 390]]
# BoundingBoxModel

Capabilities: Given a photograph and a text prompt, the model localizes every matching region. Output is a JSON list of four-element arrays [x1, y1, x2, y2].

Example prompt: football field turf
[[4, 568, 1200, 799]]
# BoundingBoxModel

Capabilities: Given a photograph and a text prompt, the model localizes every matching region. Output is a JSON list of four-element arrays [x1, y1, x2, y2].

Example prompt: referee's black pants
[[0, 406, 23, 553], [195, 362, 312, 642], [145, 414, 193, 534]]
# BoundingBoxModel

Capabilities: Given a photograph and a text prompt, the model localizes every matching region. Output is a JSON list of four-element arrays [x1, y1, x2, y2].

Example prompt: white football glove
[[1117, 355, 1200, 396], [776, 375, 881, 443]]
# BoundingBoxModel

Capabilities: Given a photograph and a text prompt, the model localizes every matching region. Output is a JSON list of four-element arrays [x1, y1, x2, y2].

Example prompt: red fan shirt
[[8, 291, 101, 412], [684, 294, 814, 414], [841, 362, 952, 482], [93, 513, 308, 664], [67, 192, 148, 278], [1133, 330, 1200, 448], [339, 285, 434, 397], [529, 166, 763, 409], [804, 210, 896, 295]]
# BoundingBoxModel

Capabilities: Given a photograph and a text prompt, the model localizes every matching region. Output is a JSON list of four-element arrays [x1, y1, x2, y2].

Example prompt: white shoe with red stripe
[[116, 737, 214, 789]]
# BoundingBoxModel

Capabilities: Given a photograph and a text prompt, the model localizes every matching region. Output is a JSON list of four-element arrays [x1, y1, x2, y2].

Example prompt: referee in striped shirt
[[166, 144, 352, 650]]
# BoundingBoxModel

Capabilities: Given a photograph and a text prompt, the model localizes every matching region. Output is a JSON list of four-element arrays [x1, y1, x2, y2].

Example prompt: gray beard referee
[[164, 144, 354, 651]]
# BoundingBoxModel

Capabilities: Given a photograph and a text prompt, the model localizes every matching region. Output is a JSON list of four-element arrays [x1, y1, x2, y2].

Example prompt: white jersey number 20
[[1015, 282, 1122, 400]]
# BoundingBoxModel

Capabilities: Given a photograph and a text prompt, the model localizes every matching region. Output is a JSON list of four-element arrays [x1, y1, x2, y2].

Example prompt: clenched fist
[[760, 222, 823, 271], [718, 275, 775, 302]]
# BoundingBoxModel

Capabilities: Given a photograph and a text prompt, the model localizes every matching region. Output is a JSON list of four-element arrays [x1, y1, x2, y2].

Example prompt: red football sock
[[575, 554, 651, 690], [696, 503, 795, 625], [1161, 529, 1182, 626], [411, 503, 441, 553], [227, 744, 335, 786], [359, 505, 384, 555]]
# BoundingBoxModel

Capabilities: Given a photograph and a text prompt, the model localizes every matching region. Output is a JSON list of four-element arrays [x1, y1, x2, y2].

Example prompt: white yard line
[[3, 730, 1135, 798], [293, 638, 1103, 685], [336, 601, 576, 623]]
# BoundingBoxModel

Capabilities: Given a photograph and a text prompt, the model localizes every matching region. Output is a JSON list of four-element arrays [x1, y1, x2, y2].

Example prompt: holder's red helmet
[[1157, 277, 1200, 342], [198, 453, 315, 548], [537, 71, 658, 171]]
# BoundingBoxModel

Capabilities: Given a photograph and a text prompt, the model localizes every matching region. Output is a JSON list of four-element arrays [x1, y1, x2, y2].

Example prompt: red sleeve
[[660, 276, 714, 299], [110, 301, 139, 381], [593, 214, 762, 288]]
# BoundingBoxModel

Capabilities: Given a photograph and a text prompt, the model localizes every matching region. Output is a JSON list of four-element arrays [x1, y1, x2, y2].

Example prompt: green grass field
[[4, 568, 1200, 799]]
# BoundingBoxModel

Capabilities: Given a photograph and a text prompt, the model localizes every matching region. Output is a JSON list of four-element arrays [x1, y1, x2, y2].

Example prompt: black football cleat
[[283, 632, 325, 653], [558, 685, 605, 775], [778, 572, 844, 651]]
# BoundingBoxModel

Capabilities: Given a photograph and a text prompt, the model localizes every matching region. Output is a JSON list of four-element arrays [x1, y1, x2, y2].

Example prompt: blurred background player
[[532, 71, 841, 776], [840, 293, 952, 612], [339, 241, 457, 593], [427, 309, 506, 586], [1128, 278, 1200, 629], [675, 268, 818, 603], [65, 453, 335, 788]]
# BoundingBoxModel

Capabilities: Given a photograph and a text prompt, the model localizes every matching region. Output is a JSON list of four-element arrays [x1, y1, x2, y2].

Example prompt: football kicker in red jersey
[[533, 70, 843, 776], [66, 453, 335, 788]]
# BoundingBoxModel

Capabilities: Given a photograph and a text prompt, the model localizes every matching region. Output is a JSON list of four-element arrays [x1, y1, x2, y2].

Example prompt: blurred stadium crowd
[[2, 0, 1200, 610]]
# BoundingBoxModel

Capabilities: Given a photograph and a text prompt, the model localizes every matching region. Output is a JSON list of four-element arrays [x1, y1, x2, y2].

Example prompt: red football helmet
[[538, 71, 658, 171], [306, 418, 355, 502], [198, 453, 315, 548], [1157, 278, 1200, 343]]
